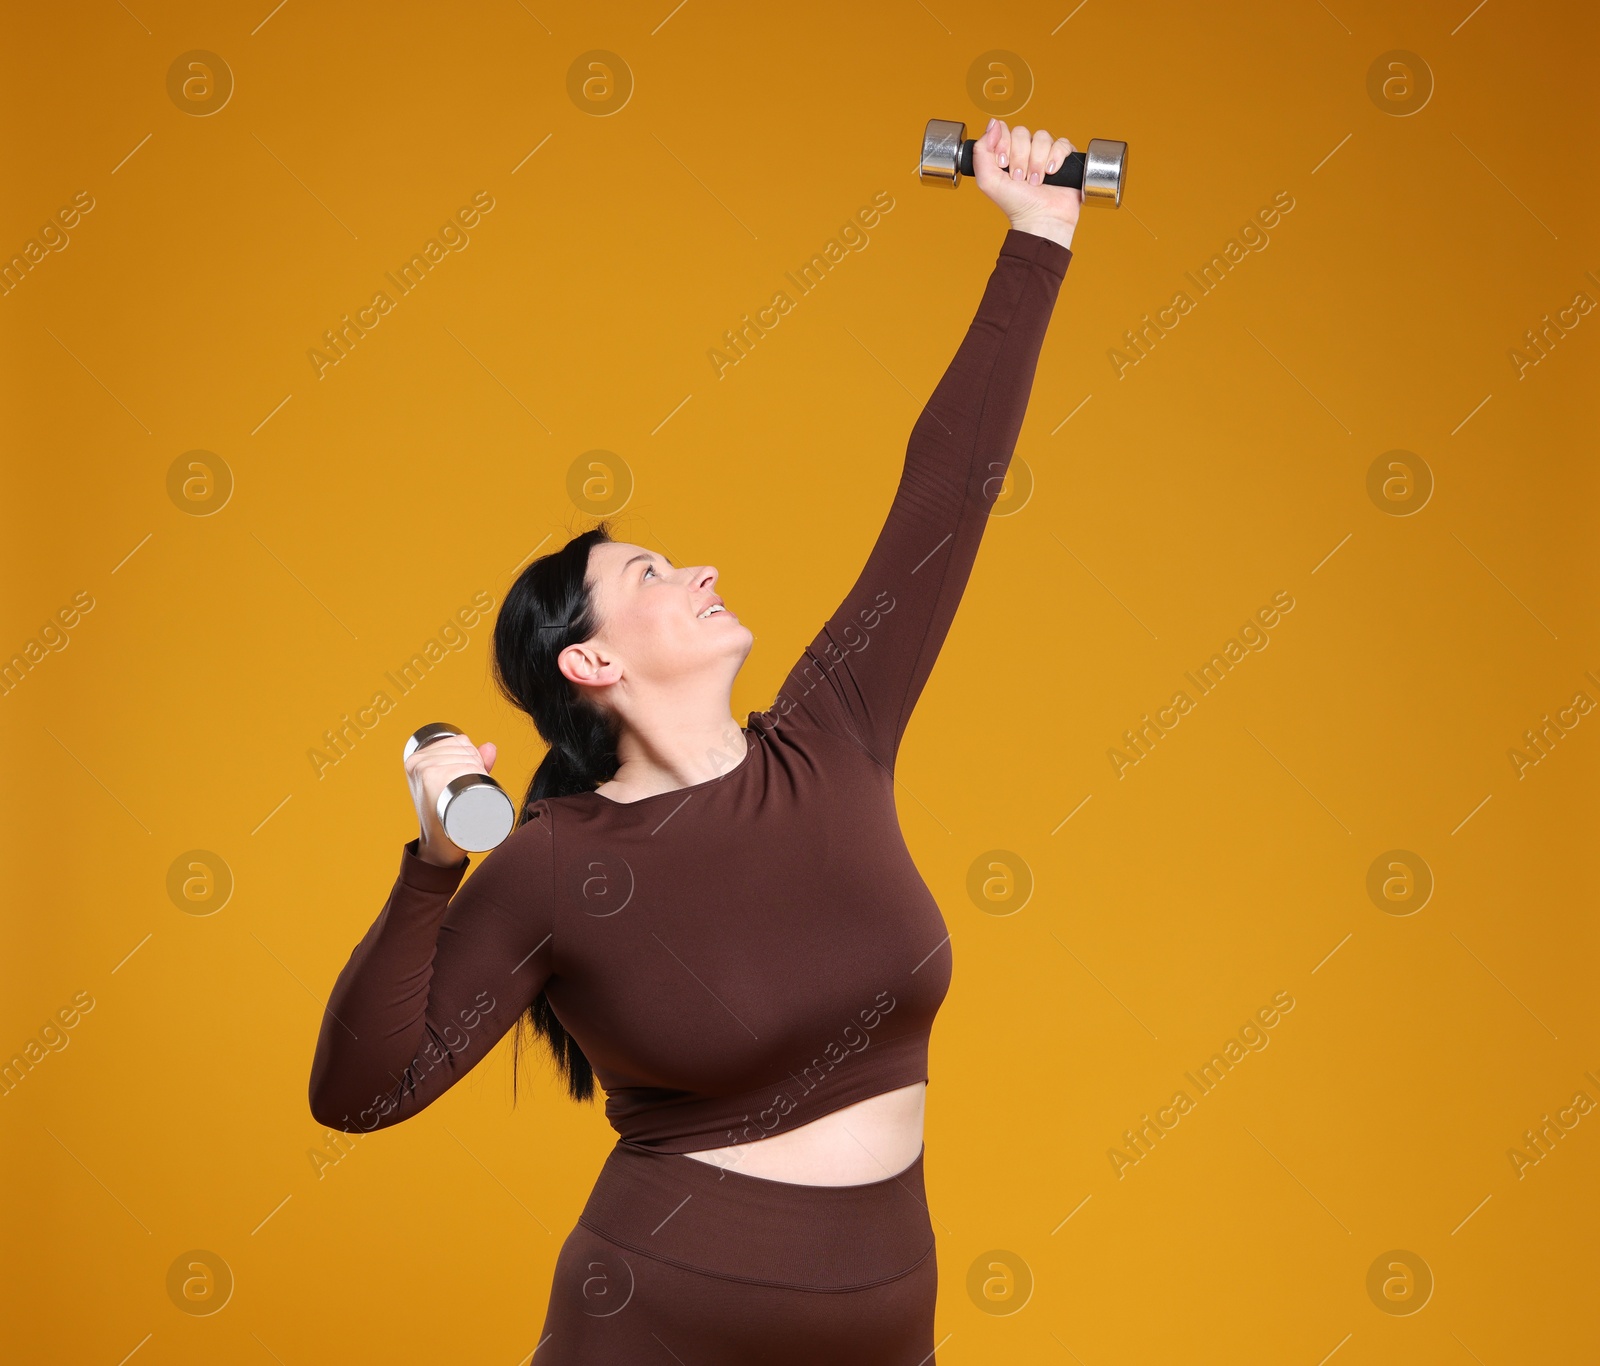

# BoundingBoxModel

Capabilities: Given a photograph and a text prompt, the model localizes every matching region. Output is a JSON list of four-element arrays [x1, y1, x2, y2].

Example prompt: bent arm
[[771, 227, 1072, 769], [308, 811, 555, 1133]]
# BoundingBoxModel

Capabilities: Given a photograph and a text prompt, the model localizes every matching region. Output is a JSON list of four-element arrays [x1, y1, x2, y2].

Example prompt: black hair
[[490, 521, 620, 1103]]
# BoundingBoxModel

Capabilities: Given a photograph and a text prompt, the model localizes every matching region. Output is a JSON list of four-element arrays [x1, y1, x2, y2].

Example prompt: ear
[[557, 640, 622, 690]]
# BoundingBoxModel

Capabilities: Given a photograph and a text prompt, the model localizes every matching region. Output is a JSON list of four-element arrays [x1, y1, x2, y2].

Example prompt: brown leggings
[[533, 1139, 938, 1364]]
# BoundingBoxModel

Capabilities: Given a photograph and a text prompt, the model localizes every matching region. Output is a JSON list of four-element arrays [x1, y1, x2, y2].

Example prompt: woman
[[309, 116, 1079, 1362]]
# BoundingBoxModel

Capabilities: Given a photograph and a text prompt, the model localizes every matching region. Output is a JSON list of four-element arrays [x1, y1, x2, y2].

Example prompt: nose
[[689, 564, 718, 590]]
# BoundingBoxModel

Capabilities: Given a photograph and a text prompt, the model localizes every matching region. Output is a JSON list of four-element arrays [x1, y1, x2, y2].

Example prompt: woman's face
[[561, 540, 753, 700]]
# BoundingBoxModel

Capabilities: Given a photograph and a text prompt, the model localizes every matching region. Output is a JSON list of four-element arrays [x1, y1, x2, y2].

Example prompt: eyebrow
[[620, 552, 670, 575]]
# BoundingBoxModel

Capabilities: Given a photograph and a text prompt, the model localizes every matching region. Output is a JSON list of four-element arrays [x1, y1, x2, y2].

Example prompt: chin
[[722, 620, 756, 665], [725, 620, 756, 658], [664, 621, 754, 678]]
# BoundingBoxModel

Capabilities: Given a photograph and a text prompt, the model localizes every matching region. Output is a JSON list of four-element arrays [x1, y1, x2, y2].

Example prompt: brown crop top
[[308, 227, 1072, 1151]]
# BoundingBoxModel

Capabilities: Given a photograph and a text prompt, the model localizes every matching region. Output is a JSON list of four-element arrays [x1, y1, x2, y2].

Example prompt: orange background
[[3, 1, 1597, 1362]]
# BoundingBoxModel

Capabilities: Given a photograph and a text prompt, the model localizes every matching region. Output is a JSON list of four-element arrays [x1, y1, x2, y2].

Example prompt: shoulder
[[510, 801, 559, 856], [461, 804, 557, 898], [748, 702, 893, 783]]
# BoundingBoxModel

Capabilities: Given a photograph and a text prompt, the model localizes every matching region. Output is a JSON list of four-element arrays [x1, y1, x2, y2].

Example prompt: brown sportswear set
[[310, 227, 1072, 1363]]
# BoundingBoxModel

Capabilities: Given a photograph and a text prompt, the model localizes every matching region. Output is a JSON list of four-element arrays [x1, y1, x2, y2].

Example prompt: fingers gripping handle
[[404, 721, 516, 853]]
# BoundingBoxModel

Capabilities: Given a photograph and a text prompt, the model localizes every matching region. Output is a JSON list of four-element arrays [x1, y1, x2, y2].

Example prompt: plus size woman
[[309, 117, 1079, 1362]]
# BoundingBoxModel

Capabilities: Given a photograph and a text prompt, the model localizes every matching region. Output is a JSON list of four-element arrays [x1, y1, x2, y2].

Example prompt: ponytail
[[491, 522, 620, 1103]]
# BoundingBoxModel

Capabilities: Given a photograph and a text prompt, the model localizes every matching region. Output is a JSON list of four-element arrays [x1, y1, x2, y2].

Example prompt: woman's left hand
[[971, 117, 1080, 250]]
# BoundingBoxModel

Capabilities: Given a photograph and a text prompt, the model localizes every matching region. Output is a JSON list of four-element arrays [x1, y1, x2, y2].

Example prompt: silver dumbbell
[[402, 722, 516, 853], [918, 118, 1128, 206]]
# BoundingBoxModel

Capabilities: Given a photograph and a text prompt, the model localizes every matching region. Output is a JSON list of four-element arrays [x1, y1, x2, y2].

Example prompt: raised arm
[[308, 736, 555, 1132], [771, 120, 1080, 771]]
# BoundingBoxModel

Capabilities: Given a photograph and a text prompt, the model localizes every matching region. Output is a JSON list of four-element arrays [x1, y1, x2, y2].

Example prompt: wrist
[[1007, 214, 1076, 252], [413, 832, 467, 870]]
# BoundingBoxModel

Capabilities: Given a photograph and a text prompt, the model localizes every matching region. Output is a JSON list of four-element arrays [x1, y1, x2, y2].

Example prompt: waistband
[[576, 1139, 935, 1292]]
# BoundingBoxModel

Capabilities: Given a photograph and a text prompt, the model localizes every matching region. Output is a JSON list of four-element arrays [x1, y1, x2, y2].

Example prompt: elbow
[[310, 1099, 375, 1134], [308, 1074, 364, 1133], [309, 1071, 406, 1134], [307, 1061, 335, 1129], [307, 1089, 346, 1132]]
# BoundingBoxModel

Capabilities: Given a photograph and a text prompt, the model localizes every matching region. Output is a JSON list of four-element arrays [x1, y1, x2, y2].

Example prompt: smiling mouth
[[697, 604, 735, 620]]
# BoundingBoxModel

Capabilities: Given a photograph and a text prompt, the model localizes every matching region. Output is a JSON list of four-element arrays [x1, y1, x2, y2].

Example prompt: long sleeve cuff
[[397, 837, 470, 893], [999, 226, 1073, 280]]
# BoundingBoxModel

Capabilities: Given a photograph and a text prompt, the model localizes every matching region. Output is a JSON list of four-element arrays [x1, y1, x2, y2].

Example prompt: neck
[[601, 684, 746, 801]]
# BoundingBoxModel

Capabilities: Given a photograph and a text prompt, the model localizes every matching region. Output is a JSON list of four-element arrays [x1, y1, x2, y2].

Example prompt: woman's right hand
[[405, 733, 499, 867], [971, 116, 1079, 251]]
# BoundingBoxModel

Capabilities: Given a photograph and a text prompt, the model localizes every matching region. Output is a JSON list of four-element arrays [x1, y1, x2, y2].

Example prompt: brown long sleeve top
[[309, 228, 1072, 1150]]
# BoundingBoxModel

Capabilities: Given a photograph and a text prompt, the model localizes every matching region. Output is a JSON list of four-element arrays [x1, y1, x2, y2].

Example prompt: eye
[[643, 563, 657, 580]]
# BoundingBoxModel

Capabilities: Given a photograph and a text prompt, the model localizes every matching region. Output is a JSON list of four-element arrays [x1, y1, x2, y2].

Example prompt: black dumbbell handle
[[958, 139, 1086, 189]]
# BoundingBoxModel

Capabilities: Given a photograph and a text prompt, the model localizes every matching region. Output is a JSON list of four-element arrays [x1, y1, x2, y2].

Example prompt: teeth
[[699, 604, 725, 618]]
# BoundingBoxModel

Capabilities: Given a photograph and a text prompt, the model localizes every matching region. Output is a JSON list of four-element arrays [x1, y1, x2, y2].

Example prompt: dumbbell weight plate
[[918, 118, 967, 187], [436, 773, 517, 852], [1079, 139, 1128, 207], [403, 721, 516, 853], [403, 721, 467, 761]]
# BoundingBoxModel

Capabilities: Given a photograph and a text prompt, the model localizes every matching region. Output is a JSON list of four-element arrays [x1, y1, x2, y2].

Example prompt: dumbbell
[[403, 722, 516, 853], [918, 118, 1128, 206]]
